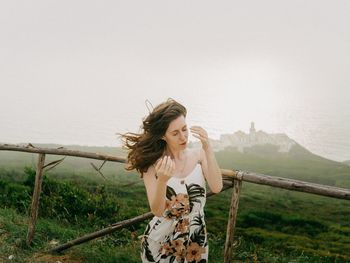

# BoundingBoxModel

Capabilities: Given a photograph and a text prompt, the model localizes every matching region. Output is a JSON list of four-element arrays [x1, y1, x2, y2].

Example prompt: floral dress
[[140, 162, 208, 263]]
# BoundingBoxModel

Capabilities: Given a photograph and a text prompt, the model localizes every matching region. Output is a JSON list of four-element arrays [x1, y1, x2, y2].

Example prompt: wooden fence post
[[26, 153, 46, 246], [224, 171, 243, 263]]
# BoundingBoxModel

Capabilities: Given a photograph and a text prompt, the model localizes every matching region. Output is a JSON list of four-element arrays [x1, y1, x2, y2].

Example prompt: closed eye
[[173, 128, 187, 136]]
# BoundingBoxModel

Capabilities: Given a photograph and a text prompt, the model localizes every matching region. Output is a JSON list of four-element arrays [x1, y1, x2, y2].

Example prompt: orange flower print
[[165, 193, 190, 219], [165, 199, 175, 210], [175, 218, 190, 233], [171, 239, 185, 252], [183, 203, 190, 213], [176, 193, 189, 204], [170, 208, 182, 218], [170, 193, 189, 208], [186, 242, 206, 262], [171, 239, 186, 262], [174, 249, 186, 262], [159, 242, 174, 256]]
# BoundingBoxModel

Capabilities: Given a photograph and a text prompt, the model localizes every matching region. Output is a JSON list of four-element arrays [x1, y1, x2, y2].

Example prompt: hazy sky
[[1, 1, 349, 161]]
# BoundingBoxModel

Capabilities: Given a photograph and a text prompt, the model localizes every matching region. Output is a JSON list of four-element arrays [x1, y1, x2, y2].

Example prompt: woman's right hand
[[154, 155, 175, 182]]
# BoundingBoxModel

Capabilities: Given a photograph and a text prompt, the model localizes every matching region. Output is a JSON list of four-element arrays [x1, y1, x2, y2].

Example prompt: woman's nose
[[180, 132, 186, 140]]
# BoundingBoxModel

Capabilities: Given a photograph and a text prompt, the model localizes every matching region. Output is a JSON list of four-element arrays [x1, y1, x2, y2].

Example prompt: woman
[[119, 98, 223, 263]]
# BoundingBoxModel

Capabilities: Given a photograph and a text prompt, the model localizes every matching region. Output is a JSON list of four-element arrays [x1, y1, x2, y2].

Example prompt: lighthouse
[[249, 122, 256, 142], [250, 122, 256, 134]]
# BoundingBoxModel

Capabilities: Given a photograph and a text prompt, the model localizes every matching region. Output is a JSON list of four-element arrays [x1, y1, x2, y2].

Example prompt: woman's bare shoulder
[[143, 163, 156, 179]]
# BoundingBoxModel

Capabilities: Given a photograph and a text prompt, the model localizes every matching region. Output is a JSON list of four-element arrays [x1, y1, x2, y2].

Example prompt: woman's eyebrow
[[170, 125, 187, 133]]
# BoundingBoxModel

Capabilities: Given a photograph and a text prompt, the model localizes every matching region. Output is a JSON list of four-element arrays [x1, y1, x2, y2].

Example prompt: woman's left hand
[[190, 126, 211, 151]]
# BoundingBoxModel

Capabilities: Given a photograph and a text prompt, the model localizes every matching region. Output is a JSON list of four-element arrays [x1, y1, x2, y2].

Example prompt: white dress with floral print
[[140, 162, 208, 263]]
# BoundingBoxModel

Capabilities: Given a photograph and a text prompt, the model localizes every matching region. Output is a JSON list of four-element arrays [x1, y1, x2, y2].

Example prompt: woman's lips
[[180, 141, 187, 145]]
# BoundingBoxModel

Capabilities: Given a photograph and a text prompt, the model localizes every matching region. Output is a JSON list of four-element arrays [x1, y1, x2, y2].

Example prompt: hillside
[[2, 142, 349, 188], [216, 143, 350, 188], [1, 142, 350, 262], [343, 160, 350, 166]]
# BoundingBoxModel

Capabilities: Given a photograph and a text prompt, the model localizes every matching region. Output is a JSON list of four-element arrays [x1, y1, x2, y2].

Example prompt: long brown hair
[[118, 98, 187, 177]]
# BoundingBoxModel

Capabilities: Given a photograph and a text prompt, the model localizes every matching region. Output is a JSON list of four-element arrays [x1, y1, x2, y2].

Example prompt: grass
[[1, 182, 350, 262], [1, 144, 350, 262]]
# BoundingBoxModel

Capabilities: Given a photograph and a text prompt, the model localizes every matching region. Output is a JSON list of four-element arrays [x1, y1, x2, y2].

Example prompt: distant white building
[[193, 122, 296, 153]]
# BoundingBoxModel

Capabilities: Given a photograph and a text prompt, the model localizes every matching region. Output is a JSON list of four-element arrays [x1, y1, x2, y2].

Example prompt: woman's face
[[162, 115, 189, 150]]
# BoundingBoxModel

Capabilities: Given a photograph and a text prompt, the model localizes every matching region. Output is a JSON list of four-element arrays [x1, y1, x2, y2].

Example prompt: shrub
[[0, 167, 120, 226]]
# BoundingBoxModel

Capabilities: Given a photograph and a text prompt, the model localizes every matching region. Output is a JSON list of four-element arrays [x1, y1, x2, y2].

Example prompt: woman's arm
[[142, 156, 174, 217], [143, 165, 168, 217], [190, 125, 223, 193], [200, 145, 223, 193]]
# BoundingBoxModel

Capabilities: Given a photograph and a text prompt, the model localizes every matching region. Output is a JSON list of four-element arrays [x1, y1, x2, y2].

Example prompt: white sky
[[0, 0, 349, 161]]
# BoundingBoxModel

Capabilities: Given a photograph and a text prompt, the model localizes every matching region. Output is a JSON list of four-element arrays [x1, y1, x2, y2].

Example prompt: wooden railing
[[1, 143, 349, 263]]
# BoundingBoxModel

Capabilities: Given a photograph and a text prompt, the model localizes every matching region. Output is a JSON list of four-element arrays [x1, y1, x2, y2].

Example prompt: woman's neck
[[164, 147, 187, 161]]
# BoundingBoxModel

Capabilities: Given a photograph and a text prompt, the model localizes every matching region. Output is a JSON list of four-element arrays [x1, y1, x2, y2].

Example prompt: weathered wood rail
[[1, 143, 350, 262]]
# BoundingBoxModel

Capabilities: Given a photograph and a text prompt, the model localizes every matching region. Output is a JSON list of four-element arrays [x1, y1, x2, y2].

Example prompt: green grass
[[1, 181, 349, 262], [1, 144, 350, 262], [205, 183, 350, 262]]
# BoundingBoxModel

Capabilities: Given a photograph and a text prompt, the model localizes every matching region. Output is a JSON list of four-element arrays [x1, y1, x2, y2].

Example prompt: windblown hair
[[118, 98, 187, 178]]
